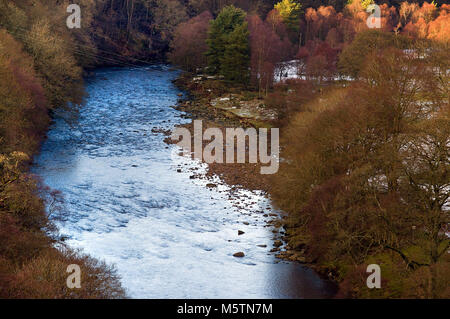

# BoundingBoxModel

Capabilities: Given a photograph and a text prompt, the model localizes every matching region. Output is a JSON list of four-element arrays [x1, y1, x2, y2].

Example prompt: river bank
[[169, 72, 336, 279], [170, 73, 275, 192]]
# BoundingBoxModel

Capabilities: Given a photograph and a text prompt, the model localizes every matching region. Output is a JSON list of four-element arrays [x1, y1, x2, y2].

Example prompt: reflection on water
[[33, 66, 336, 298]]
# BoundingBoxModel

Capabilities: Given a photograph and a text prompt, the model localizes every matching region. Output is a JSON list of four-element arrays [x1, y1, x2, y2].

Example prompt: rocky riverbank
[[169, 73, 275, 192], [168, 72, 318, 271]]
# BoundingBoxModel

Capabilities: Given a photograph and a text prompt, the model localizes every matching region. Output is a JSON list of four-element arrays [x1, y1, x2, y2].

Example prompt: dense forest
[[0, 0, 448, 298]]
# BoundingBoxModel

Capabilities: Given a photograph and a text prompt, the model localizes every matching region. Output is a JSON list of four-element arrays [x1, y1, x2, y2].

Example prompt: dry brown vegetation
[[270, 41, 449, 298]]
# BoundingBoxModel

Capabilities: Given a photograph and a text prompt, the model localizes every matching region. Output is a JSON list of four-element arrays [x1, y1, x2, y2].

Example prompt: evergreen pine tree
[[206, 5, 249, 83], [220, 22, 250, 85]]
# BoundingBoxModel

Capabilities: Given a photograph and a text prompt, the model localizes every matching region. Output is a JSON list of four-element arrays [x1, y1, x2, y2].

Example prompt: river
[[32, 65, 336, 299]]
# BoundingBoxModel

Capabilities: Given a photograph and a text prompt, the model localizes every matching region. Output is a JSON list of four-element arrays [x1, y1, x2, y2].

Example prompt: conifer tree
[[220, 21, 250, 84], [206, 5, 249, 83]]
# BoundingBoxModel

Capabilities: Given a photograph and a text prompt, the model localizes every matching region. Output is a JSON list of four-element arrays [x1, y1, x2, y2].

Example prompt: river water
[[32, 66, 335, 298]]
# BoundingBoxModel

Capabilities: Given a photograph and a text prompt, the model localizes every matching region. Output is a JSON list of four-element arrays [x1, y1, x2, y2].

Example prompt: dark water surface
[[33, 66, 336, 298]]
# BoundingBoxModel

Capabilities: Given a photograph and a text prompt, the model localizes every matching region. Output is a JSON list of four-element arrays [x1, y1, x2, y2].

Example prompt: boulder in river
[[233, 252, 245, 258], [238, 230, 245, 235]]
